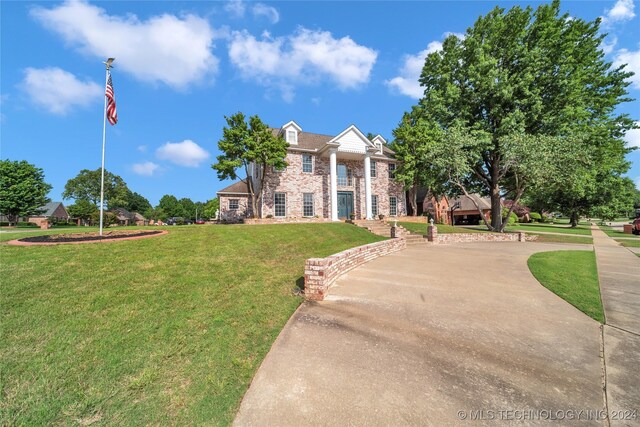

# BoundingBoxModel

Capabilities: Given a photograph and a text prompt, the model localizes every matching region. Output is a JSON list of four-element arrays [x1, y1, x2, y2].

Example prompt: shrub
[[530, 212, 542, 222], [17, 222, 38, 228], [502, 212, 518, 225]]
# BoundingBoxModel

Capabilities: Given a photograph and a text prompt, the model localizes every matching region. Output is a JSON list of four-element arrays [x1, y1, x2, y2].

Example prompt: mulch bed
[[8, 230, 167, 246]]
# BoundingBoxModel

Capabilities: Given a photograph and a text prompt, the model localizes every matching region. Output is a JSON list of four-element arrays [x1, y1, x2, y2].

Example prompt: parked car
[[633, 217, 640, 235], [195, 219, 205, 224], [167, 217, 186, 225]]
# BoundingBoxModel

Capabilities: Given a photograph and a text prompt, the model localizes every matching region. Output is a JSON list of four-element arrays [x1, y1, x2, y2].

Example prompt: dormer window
[[286, 129, 297, 144]]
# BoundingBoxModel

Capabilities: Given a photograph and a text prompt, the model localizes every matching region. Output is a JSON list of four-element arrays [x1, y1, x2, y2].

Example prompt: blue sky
[[2, 0, 639, 206]]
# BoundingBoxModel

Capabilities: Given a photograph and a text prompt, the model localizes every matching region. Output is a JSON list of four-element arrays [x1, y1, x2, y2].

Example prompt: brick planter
[[304, 238, 406, 301], [435, 231, 525, 244]]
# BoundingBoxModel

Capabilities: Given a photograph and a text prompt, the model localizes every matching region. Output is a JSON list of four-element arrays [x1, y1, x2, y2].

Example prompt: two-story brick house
[[217, 121, 406, 222]]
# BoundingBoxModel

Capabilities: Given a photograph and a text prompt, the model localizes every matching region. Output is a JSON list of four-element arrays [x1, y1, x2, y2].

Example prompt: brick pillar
[[40, 220, 49, 230], [427, 225, 438, 242], [518, 232, 525, 242]]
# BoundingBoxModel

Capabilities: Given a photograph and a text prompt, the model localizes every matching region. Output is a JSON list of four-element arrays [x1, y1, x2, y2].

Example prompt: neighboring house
[[132, 212, 147, 226], [422, 192, 451, 224], [217, 121, 406, 222], [446, 194, 493, 225], [111, 208, 135, 226], [27, 201, 69, 226]]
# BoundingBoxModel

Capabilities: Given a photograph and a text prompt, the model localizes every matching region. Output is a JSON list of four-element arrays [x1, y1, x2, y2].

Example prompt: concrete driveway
[[235, 242, 605, 426]]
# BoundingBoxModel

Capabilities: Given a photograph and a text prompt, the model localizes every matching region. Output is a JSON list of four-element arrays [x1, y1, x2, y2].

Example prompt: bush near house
[[529, 212, 542, 222]]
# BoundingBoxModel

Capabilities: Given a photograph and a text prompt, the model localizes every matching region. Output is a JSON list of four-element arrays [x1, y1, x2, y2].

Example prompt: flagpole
[[99, 59, 114, 236]]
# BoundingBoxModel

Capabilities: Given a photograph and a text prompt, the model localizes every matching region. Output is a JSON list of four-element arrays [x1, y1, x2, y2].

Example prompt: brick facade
[[219, 195, 251, 223], [304, 237, 407, 301], [426, 226, 525, 244], [261, 152, 406, 220]]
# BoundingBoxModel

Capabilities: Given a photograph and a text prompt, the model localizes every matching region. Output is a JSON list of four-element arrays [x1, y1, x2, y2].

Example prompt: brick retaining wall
[[304, 238, 406, 301], [430, 231, 525, 244]]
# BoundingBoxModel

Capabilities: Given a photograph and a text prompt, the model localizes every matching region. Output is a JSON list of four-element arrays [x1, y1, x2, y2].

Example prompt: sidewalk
[[592, 225, 640, 426]]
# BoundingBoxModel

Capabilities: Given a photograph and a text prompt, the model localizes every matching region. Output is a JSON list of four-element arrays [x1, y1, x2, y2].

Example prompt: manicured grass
[[527, 233, 594, 245], [506, 223, 592, 235], [616, 239, 640, 248], [552, 218, 592, 226], [0, 223, 384, 425], [397, 222, 485, 235], [528, 251, 603, 323], [599, 224, 639, 239]]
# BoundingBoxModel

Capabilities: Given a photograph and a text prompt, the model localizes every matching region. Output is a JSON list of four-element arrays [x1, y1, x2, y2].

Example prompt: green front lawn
[[528, 251, 603, 323], [397, 222, 486, 235], [0, 223, 383, 425], [527, 233, 594, 245], [616, 239, 640, 248], [506, 223, 592, 235], [599, 224, 639, 239]]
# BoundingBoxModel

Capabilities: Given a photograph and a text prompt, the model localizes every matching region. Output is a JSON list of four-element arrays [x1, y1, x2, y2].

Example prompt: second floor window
[[337, 164, 352, 186], [370, 160, 377, 178], [388, 163, 396, 179], [302, 154, 313, 173], [286, 130, 297, 144]]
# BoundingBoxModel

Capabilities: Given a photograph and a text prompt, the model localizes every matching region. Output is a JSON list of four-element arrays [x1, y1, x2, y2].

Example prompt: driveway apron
[[235, 242, 605, 426]]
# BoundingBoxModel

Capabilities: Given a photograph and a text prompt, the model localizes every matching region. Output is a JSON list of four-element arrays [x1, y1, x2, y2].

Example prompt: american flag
[[105, 72, 118, 125]]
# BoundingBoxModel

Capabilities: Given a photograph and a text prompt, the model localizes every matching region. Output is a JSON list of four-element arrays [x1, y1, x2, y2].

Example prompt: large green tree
[[63, 168, 131, 209], [203, 198, 219, 219], [0, 160, 52, 225], [212, 112, 288, 218], [67, 199, 98, 224], [416, 0, 635, 230], [157, 195, 184, 218], [391, 107, 445, 216]]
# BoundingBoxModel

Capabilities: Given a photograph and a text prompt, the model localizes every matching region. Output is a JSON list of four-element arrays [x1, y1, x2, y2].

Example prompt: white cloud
[[601, 36, 618, 55], [137, 145, 147, 152], [613, 48, 640, 89], [156, 140, 210, 167], [228, 28, 377, 100], [21, 67, 102, 114], [31, 1, 219, 89], [624, 122, 640, 148], [132, 161, 159, 176], [252, 3, 279, 24], [602, 0, 636, 25], [225, 0, 246, 18], [386, 41, 442, 99]]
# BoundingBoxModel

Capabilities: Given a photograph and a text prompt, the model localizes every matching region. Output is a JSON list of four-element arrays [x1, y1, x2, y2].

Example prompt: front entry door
[[338, 192, 354, 219]]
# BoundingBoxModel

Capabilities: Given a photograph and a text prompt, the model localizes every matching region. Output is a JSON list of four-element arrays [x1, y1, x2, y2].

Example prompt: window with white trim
[[302, 154, 313, 173], [229, 199, 239, 210], [303, 193, 314, 217], [286, 130, 297, 144], [389, 196, 397, 216], [371, 195, 378, 216], [370, 160, 377, 178], [274, 193, 286, 217], [337, 164, 352, 186], [388, 163, 396, 179]]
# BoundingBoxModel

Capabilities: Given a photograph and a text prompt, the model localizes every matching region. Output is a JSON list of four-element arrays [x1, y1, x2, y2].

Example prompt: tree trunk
[[490, 182, 502, 231], [570, 211, 578, 228], [409, 185, 418, 216]]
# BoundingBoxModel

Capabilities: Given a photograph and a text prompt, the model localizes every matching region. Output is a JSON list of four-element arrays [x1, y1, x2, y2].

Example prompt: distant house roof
[[450, 194, 492, 212], [133, 212, 146, 221], [34, 201, 67, 217], [218, 180, 249, 195], [111, 207, 134, 221]]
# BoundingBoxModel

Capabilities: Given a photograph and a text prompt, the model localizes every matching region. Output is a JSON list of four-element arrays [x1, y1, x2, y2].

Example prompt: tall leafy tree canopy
[[63, 168, 131, 209], [415, 0, 635, 230], [0, 160, 52, 225], [212, 112, 288, 218], [157, 194, 184, 218]]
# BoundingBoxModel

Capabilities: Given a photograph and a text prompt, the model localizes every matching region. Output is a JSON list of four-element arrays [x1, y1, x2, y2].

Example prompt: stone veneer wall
[[244, 217, 332, 225], [304, 237, 406, 301], [429, 230, 525, 244], [261, 152, 406, 220]]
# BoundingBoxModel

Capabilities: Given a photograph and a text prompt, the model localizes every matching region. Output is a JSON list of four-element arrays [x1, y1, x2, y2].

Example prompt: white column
[[364, 153, 372, 220], [329, 148, 338, 221]]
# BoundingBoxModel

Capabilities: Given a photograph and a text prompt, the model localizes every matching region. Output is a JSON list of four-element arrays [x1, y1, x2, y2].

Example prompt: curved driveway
[[235, 242, 605, 426]]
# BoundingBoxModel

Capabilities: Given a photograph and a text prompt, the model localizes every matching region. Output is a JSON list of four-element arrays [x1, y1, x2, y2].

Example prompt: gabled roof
[[270, 123, 396, 159], [218, 180, 250, 195], [450, 194, 492, 211], [35, 201, 66, 217], [111, 207, 134, 220]]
